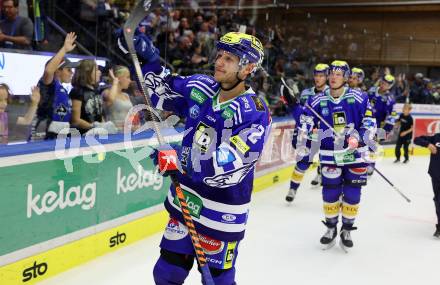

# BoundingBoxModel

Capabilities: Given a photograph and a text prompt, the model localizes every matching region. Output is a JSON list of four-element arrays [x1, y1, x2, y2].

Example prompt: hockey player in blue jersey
[[348, 67, 368, 96], [284, 63, 329, 202], [119, 30, 270, 284], [288, 60, 376, 251], [367, 74, 397, 175]]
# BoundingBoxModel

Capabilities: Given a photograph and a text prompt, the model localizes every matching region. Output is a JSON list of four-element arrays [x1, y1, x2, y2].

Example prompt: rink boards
[[0, 116, 433, 285]]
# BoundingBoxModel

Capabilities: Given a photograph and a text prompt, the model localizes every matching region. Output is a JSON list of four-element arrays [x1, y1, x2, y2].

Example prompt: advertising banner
[[414, 118, 440, 137], [0, 147, 170, 257]]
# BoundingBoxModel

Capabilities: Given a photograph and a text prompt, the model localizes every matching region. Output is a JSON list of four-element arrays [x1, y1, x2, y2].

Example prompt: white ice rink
[[39, 156, 438, 285]]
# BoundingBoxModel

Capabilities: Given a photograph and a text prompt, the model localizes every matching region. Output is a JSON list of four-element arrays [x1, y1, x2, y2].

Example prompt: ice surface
[[39, 156, 437, 285]]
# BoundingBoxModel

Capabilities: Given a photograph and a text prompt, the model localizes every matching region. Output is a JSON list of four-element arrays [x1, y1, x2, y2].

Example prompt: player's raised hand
[[63, 32, 77, 53], [109, 69, 119, 85]]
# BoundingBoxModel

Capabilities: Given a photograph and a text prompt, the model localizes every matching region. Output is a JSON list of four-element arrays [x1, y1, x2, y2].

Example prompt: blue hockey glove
[[116, 28, 160, 63]]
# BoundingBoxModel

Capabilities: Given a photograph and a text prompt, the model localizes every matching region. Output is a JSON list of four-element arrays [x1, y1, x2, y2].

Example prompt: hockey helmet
[[313, 63, 329, 76], [329, 60, 350, 79], [216, 32, 264, 72], [351, 67, 365, 82]]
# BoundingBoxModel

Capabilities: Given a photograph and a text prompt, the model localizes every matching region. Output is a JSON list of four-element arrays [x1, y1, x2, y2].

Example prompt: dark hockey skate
[[285, 189, 297, 203], [320, 221, 337, 250], [339, 224, 357, 253], [310, 173, 321, 186], [434, 225, 440, 239]]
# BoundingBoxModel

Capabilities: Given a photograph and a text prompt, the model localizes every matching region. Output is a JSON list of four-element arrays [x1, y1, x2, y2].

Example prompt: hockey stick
[[124, 1, 215, 284], [281, 77, 411, 203]]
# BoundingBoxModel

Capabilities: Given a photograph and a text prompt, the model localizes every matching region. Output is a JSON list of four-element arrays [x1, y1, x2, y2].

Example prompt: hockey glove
[[116, 28, 160, 63], [149, 145, 182, 177], [280, 77, 300, 107]]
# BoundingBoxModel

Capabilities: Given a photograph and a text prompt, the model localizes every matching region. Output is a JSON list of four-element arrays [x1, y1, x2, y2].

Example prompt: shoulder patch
[[250, 96, 265, 112], [190, 88, 208, 104]]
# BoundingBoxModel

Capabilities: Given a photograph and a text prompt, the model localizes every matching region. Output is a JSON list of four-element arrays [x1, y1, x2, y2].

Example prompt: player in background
[[287, 60, 376, 251], [414, 131, 440, 238], [367, 74, 397, 175], [284, 63, 329, 203], [348, 67, 367, 96], [119, 30, 271, 284]]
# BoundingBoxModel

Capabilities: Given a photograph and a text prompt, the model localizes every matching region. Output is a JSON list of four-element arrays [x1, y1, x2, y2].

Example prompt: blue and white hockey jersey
[[367, 86, 396, 131], [142, 61, 271, 241], [299, 85, 329, 106], [293, 87, 376, 166]]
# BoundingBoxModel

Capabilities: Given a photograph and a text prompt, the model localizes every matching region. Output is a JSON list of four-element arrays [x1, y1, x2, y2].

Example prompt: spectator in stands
[[0, 0, 33, 50], [169, 35, 192, 70], [170, 9, 181, 31], [285, 60, 305, 81], [410, 73, 425, 103], [432, 83, 440, 104], [70, 59, 117, 135], [102, 66, 136, 132], [423, 78, 435, 104], [273, 57, 285, 77], [0, 83, 40, 144], [177, 17, 191, 38], [36, 32, 78, 140], [395, 73, 410, 103], [190, 41, 209, 69]]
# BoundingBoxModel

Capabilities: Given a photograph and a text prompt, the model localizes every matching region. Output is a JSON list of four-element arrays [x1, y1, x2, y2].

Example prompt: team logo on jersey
[[251, 96, 265, 112], [320, 100, 328, 107], [347, 97, 355, 104], [333, 111, 347, 133], [55, 103, 69, 121], [190, 88, 208, 104], [322, 107, 329, 116], [194, 122, 215, 153], [190, 105, 200, 119], [203, 161, 255, 188], [164, 218, 188, 240]]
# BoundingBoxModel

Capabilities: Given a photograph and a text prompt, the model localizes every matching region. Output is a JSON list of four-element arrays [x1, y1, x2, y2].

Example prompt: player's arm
[[358, 97, 377, 148], [414, 134, 436, 147], [383, 97, 397, 132], [16, 86, 40, 125], [43, 33, 77, 85], [118, 29, 217, 117]]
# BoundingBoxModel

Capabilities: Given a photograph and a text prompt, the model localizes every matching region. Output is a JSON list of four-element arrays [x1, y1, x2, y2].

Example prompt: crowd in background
[[1, 0, 440, 144]]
